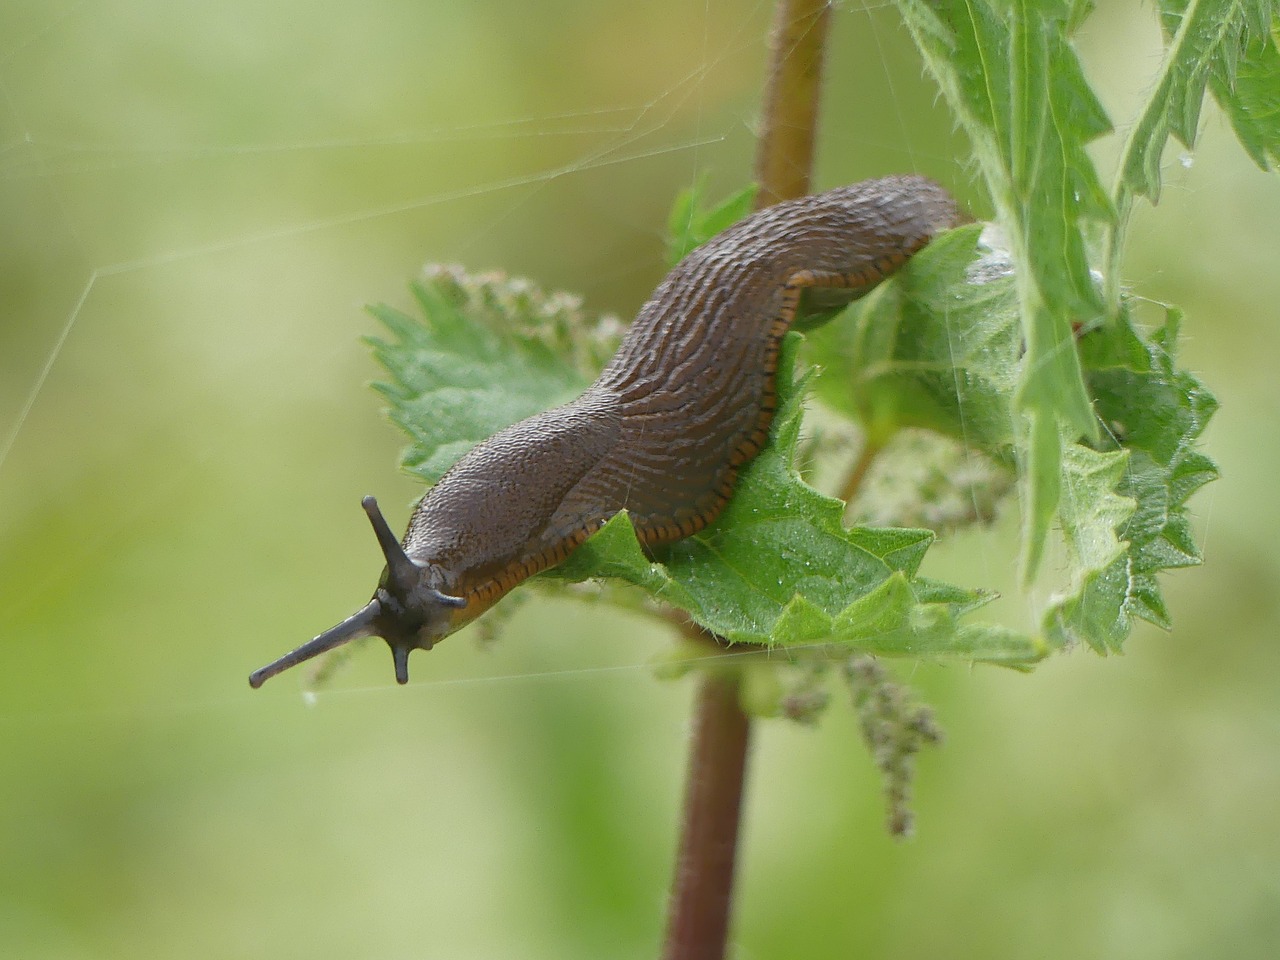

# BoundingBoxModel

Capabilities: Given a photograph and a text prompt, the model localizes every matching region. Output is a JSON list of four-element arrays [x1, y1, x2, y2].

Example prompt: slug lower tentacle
[[249, 175, 963, 688]]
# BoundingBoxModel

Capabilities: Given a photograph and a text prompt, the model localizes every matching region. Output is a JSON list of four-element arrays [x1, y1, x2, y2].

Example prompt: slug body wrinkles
[[250, 176, 962, 687]]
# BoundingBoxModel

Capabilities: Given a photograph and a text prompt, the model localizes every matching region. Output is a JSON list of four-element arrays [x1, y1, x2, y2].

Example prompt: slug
[[250, 175, 962, 688]]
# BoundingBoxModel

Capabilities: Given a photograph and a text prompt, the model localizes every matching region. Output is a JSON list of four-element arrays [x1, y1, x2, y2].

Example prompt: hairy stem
[[661, 2, 831, 958], [754, 0, 832, 207], [661, 669, 753, 960]]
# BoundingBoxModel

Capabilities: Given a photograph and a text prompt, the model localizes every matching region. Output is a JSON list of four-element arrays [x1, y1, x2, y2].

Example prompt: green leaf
[[804, 210, 1217, 657], [898, 0, 1114, 579], [665, 178, 759, 267], [548, 336, 1044, 666], [807, 223, 1020, 451], [1210, 13, 1280, 171], [1099, 2, 1276, 319], [1044, 308, 1219, 651], [1117, 0, 1272, 204], [367, 265, 616, 483]]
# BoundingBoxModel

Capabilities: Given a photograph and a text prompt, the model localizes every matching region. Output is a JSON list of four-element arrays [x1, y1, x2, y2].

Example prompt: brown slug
[[249, 175, 962, 688]]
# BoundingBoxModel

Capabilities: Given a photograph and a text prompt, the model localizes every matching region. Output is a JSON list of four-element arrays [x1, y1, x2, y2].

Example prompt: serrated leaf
[[808, 223, 1020, 451], [367, 269, 606, 483], [898, 0, 1113, 579], [1210, 13, 1280, 171], [547, 337, 1043, 666], [1117, 0, 1269, 204], [1044, 307, 1219, 651], [802, 204, 1217, 656]]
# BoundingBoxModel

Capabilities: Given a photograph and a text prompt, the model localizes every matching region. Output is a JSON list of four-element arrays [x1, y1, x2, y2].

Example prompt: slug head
[[248, 496, 466, 688]]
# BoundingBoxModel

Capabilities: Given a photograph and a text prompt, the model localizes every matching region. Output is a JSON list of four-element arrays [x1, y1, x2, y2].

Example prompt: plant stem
[[754, 0, 832, 208], [661, 668, 753, 960], [838, 434, 884, 508], [660, 2, 831, 958]]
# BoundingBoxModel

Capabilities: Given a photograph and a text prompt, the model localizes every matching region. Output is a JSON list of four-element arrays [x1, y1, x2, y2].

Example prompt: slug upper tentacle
[[250, 175, 963, 686]]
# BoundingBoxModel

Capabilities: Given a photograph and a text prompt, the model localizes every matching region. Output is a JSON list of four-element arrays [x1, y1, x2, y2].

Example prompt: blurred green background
[[2, 1, 1278, 958]]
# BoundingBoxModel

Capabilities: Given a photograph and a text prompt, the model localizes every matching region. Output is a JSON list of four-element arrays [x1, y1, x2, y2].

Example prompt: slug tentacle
[[250, 175, 963, 687], [248, 601, 381, 689], [248, 496, 466, 687]]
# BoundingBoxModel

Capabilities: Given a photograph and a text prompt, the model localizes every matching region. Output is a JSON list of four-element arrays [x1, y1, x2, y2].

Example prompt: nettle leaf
[[806, 212, 1217, 656], [1044, 309, 1219, 651], [547, 336, 1043, 666], [898, 0, 1114, 579], [368, 266, 617, 483], [1210, 10, 1280, 171], [807, 223, 1020, 452], [1118, 0, 1273, 205], [806, 224, 1021, 529]]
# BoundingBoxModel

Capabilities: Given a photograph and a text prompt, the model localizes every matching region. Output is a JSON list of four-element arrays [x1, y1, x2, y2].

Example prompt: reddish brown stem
[[661, 670, 752, 960], [754, 0, 832, 208], [838, 435, 884, 507], [660, 2, 829, 957]]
